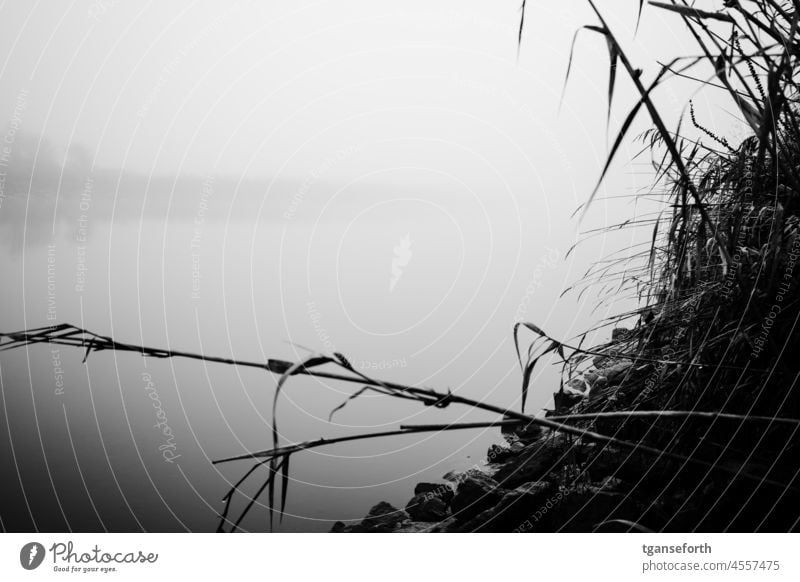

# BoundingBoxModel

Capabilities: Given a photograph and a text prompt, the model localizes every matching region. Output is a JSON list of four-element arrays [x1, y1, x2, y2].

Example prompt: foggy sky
[[0, 1, 742, 532]]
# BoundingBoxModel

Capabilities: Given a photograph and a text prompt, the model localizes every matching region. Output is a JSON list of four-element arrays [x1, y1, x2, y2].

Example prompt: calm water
[[0, 0, 678, 534], [0, 168, 606, 532]]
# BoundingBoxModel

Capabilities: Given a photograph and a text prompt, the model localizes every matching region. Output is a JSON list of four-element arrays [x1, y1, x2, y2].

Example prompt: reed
[[3, 1, 799, 532]]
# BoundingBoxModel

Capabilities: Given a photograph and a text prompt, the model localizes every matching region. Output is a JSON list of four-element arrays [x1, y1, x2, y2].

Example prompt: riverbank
[[332, 343, 800, 532]]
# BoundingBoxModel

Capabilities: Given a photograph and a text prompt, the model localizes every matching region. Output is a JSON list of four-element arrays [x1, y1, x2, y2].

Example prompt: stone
[[449, 472, 505, 522], [434, 517, 460, 532], [405, 493, 450, 522], [394, 522, 437, 533], [487, 443, 520, 464], [395, 517, 459, 533], [583, 370, 600, 385], [508, 480, 551, 498], [413, 482, 440, 495], [599, 476, 623, 491], [593, 355, 611, 368], [360, 501, 409, 532], [552, 389, 583, 412], [500, 417, 543, 442], [492, 442, 564, 489], [413, 482, 454, 504], [456, 481, 552, 532], [565, 377, 589, 394], [442, 467, 486, 484], [611, 328, 631, 341], [601, 360, 632, 383], [537, 489, 633, 532], [454, 506, 501, 532]]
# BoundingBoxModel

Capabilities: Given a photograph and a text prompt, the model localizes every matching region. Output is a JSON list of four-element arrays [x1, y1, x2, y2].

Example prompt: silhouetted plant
[[3, 1, 800, 532]]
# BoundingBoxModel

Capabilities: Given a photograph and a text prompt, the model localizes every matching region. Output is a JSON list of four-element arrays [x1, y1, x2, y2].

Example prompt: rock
[[552, 389, 583, 412], [442, 467, 485, 484], [611, 327, 631, 341], [434, 517, 460, 532], [487, 443, 505, 463], [494, 481, 552, 518], [454, 506, 501, 532], [562, 360, 631, 400], [500, 417, 543, 442], [593, 355, 611, 368], [536, 489, 634, 532], [508, 480, 552, 498], [449, 472, 506, 522], [599, 476, 624, 491], [360, 501, 409, 532], [394, 522, 437, 533], [583, 370, 600, 385], [413, 482, 440, 495], [405, 493, 450, 522], [396, 517, 459, 533], [413, 482, 454, 504], [456, 481, 552, 532], [601, 360, 632, 383], [492, 442, 564, 489], [487, 443, 523, 464], [565, 377, 589, 394], [442, 470, 461, 482]]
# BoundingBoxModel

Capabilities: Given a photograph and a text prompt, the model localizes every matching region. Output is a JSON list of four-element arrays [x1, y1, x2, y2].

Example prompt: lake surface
[[0, 0, 711, 533], [0, 164, 616, 532]]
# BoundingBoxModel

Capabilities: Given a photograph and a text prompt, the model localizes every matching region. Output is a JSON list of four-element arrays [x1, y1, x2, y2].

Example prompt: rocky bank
[[330, 352, 654, 533]]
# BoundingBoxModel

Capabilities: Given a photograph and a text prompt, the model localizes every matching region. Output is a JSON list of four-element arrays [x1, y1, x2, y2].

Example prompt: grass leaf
[[328, 385, 375, 421], [279, 454, 291, 522], [648, 1, 734, 23]]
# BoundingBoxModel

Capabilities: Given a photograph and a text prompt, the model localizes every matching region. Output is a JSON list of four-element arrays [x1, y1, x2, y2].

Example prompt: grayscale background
[[0, 0, 737, 532]]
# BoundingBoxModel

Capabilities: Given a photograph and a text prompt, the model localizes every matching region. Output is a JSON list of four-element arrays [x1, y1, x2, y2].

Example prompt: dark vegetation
[[2, 1, 800, 532]]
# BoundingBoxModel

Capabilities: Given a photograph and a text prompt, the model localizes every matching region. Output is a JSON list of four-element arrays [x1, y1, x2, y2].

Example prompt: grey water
[[0, 0, 690, 532], [0, 164, 597, 532]]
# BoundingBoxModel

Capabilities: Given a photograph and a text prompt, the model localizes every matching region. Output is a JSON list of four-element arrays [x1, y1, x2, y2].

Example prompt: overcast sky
[[0, 0, 733, 176]]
